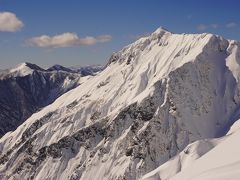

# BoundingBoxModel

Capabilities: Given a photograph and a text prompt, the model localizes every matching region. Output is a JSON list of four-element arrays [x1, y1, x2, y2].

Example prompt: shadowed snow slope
[[0, 63, 82, 137], [0, 63, 103, 137], [0, 28, 240, 180]]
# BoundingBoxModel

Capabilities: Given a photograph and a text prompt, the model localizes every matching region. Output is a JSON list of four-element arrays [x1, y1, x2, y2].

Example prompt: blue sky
[[0, 0, 239, 69]]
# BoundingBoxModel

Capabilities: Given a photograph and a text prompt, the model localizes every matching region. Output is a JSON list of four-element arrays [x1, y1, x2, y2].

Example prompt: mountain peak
[[22, 62, 45, 71], [47, 64, 73, 72], [7, 62, 45, 77], [106, 27, 217, 67], [150, 26, 171, 39], [153, 26, 171, 34]]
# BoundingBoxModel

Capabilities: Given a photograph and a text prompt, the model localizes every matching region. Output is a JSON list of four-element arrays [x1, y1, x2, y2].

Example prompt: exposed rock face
[[0, 28, 240, 180]]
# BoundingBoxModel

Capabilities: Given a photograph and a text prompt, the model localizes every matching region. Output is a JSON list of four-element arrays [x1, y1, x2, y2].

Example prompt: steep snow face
[[226, 40, 240, 81], [0, 28, 240, 180]]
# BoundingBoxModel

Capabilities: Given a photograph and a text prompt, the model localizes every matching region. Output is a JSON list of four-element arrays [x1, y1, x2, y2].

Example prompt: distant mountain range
[[48, 64, 103, 76], [0, 63, 103, 137]]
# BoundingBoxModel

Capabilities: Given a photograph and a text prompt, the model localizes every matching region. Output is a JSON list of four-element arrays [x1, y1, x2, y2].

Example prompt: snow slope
[[140, 138, 223, 180], [171, 123, 240, 180], [0, 28, 240, 180], [173, 119, 240, 180], [141, 119, 240, 180]]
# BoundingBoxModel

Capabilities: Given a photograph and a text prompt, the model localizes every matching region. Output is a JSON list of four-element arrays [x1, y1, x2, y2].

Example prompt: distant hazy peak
[[47, 64, 73, 72], [14, 62, 45, 71], [2, 62, 45, 77]]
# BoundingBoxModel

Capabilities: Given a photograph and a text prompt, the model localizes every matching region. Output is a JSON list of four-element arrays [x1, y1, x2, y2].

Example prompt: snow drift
[[141, 119, 240, 180]]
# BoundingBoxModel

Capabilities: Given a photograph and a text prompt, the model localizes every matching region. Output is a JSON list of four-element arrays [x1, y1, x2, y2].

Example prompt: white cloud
[[210, 24, 219, 29], [97, 35, 112, 43], [197, 22, 237, 31], [226, 22, 237, 28], [197, 23, 220, 31], [27, 33, 112, 48], [197, 24, 208, 31], [0, 12, 24, 32]]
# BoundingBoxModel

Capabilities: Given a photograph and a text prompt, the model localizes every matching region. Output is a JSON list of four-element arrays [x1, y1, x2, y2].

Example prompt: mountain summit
[[0, 62, 45, 78], [0, 28, 240, 179]]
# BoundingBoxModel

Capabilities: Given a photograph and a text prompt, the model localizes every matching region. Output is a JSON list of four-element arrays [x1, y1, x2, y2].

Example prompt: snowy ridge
[[1, 62, 45, 78], [0, 28, 240, 179], [9, 63, 34, 76]]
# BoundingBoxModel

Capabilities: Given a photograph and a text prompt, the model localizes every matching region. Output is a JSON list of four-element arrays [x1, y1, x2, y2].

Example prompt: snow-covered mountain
[[0, 27, 240, 180], [0, 62, 82, 137]]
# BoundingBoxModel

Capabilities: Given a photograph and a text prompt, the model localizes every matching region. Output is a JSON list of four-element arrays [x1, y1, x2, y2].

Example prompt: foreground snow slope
[[0, 28, 240, 180], [141, 119, 240, 180], [141, 137, 223, 180], [171, 121, 240, 180]]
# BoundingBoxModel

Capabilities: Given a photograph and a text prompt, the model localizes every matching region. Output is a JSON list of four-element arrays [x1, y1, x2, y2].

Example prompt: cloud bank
[[27, 33, 112, 48], [197, 22, 237, 31], [226, 22, 237, 28], [0, 12, 24, 32], [197, 24, 208, 31]]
